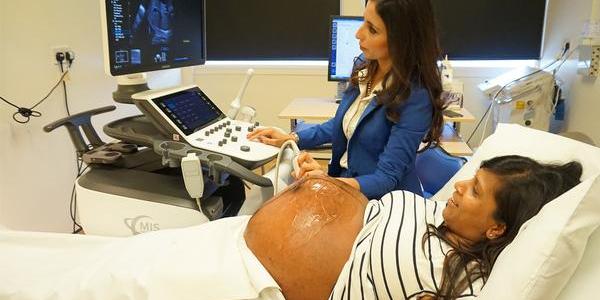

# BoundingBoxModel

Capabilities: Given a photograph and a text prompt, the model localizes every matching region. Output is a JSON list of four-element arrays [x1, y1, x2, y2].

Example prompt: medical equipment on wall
[[578, 37, 600, 78], [478, 66, 556, 132]]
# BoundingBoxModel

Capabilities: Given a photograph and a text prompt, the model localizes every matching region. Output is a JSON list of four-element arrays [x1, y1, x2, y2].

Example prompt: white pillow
[[479, 175, 600, 300], [556, 227, 600, 299], [434, 124, 600, 203], [431, 124, 600, 300]]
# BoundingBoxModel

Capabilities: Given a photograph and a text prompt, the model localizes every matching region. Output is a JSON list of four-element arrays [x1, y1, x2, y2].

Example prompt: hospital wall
[[0, 0, 596, 233], [542, 0, 600, 145]]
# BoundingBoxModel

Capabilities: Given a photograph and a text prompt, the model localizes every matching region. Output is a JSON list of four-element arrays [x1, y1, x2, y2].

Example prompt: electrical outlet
[[51, 45, 72, 65], [557, 40, 571, 59]]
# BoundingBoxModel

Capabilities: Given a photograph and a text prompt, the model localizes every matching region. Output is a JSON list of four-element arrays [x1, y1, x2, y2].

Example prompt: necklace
[[366, 80, 373, 96]]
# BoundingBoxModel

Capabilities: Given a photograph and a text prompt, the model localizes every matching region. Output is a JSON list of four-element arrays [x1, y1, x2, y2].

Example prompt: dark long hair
[[423, 155, 583, 299], [351, 0, 445, 149]]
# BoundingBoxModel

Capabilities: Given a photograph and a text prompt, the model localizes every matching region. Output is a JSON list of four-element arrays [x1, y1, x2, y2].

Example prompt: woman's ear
[[485, 223, 506, 240]]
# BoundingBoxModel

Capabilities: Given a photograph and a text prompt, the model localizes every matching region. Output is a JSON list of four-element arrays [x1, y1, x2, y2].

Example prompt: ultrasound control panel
[[190, 117, 280, 167], [132, 85, 279, 168]]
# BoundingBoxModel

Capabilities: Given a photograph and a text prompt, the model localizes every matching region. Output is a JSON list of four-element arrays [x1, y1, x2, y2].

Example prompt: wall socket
[[51, 45, 73, 66]]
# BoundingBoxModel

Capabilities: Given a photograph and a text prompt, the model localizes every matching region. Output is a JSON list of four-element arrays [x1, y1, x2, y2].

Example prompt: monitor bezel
[[327, 15, 364, 82], [100, 0, 207, 77]]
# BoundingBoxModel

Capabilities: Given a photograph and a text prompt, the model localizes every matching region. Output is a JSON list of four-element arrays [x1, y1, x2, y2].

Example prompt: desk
[[278, 97, 339, 130], [278, 97, 474, 156], [438, 125, 473, 156]]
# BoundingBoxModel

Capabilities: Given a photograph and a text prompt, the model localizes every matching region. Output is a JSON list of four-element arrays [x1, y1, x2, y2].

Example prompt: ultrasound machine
[[43, 0, 289, 237]]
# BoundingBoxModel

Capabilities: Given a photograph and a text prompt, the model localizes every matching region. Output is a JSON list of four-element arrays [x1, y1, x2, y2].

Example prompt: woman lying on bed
[[0, 155, 581, 300], [245, 155, 582, 300]]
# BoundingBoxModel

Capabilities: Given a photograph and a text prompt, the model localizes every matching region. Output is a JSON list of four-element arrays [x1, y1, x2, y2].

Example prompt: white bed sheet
[[0, 216, 283, 300]]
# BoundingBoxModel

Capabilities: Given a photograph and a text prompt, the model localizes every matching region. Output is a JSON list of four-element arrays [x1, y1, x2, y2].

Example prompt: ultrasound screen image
[[153, 87, 224, 136], [105, 0, 205, 75]]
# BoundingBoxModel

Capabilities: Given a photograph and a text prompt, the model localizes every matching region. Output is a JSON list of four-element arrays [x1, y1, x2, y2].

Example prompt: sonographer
[[248, 0, 446, 199]]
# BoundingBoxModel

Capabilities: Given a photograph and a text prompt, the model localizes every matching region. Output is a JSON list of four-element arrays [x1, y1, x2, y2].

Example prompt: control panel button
[[235, 126, 242, 131], [231, 136, 238, 142], [240, 145, 250, 152]]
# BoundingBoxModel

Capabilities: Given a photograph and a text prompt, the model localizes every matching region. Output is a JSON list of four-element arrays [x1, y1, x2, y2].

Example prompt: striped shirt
[[330, 191, 483, 300]]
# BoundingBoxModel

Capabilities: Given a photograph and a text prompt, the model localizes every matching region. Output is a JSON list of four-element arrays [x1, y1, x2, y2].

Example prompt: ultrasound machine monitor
[[100, 0, 206, 77], [132, 86, 280, 167], [328, 16, 364, 82]]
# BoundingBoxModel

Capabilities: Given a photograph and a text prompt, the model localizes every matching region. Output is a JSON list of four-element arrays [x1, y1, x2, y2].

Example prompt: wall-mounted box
[[578, 38, 600, 78]]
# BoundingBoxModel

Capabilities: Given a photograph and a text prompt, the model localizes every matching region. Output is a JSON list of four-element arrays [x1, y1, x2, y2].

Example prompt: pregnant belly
[[245, 175, 368, 300]]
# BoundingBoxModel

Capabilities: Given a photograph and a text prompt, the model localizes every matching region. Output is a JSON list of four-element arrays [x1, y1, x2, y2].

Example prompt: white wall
[[0, 0, 7, 226], [542, 0, 600, 144], [0, 0, 179, 232]]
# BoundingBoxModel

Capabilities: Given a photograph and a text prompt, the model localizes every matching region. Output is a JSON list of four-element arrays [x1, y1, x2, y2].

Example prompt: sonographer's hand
[[294, 152, 326, 179], [247, 127, 294, 147]]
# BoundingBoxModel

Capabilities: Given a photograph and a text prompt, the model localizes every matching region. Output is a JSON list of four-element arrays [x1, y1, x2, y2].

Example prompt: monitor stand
[[113, 73, 150, 104], [334, 81, 349, 103]]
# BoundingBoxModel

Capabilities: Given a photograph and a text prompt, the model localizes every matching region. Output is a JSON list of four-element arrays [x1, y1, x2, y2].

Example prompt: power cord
[[58, 51, 83, 233], [57, 51, 74, 117], [1, 51, 74, 124], [70, 155, 90, 234], [1, 70, 70, 124], [56, 51, 83, 233]]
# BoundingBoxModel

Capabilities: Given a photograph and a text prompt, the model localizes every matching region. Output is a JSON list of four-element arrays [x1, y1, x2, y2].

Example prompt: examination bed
[[0, 124, 599, 300]]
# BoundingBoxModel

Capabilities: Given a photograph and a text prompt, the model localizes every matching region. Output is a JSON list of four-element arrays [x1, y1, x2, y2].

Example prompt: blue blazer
[[297, 83, 433, 199]]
